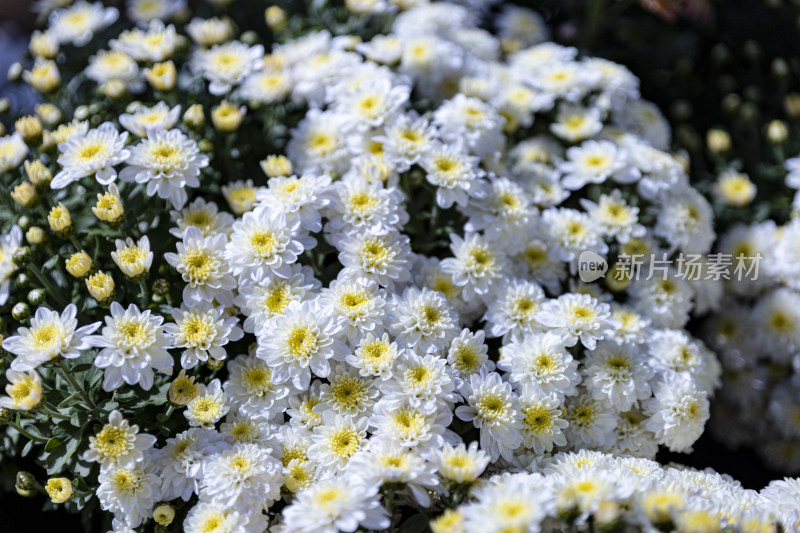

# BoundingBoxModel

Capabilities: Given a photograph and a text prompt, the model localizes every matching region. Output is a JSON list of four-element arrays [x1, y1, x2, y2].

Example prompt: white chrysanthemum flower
[[332, 77, 410, 130], [221, 412, 278, 447], [420, 142, 486, 209], [559, 140, 638, 190], [225, 205, 315, 282], [192, 40, 264, 95], [97, 460, 161, 529], [433, 441, 490, 483], [583, 341, 653, 412], [165, 226, 237, 307], [241, 68, 292, 104], [0, 133, 28, 173], [320, 276, 386, 345], [510, 238, 567, 295], [498, 331, 580, 399], [484, 278, 546, 341], [378, 112, 436, 171], [126, 0, 184, 23], [645, 373, 709, 452], [541, 207, 609, 266], [256, 173, 332, 233], [287, 382, 324, 430], [537, 293, 617, 350], [165, 305, 243, 369], [236, 264, 319, 335], [119, 128, 209, 209], [308, 411, 369, 474], [0, 226, 22, 306], [200, 442, 283, 512], [754, 288, 800, 364], [317, 364, 379, 417], [183, 501, 253, 533], [335, 230, 412, 292], [51, 122, 130, 188], [654, 188, 715, 255], [110, 19, 178, 62], [466, 177, 536, 249], [287, 109, 352, 175], [224, 353, 292, 421], [389, 287, 459, 354], [48, 1, 118, 47], [346, 332, 401, 380], [378, 351, 458, 414], [325, 178, 408, 236], [84, 410, 156, 469], [460, 474, 555, 533], [280, 475, 389, 533], [519, 391, 569, 454], [119, 102, 181, 138], [441, 232, 509, 301], [257, 300, 348, 390], [564, 393, 619, 448], [433, 94, 505, 157], [447, 329, 492, 379], [85, 49, 139, 88], [4, 303, 99, 372], [580, 190, 646, 244], [628, 271, 694, 329], [111, 236, 153, 279], [369, 399, 452, 452], [155, 427, 229, 502], [185, 16, 233, 45], [456, 370, 524, 462], [169, 197, 234, 239], [550, 103, 604, 142], [0, 369, 42, 411], [185, 379, 229, 428], [647, 330, 720, 393], [86, 302, 173, 391]]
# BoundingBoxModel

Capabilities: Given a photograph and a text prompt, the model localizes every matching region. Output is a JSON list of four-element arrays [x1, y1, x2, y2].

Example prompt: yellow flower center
[[477, 393, 507, 421], [149, 142, 182, 169], [287, 326, 317, 359], [330, 378, 367, 411], [31, 323, 60, 351], [523, 404, 553, 434], [111, 469, 141, 492], [242, 366, 272, 394], [118, 319, 148, 346], [250, 231, 276, 258], [95, 426, 130, 458], [183, 250, 214, 283], [76, 142, 107, 164], [181, 315, 214, 347], [329, 428, 360, 458], [191, 395, 222, 422]]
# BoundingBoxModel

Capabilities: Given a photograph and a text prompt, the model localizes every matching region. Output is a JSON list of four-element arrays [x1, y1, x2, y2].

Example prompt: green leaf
[[397, 514, 431, 533], [45, 437, 63, 451]]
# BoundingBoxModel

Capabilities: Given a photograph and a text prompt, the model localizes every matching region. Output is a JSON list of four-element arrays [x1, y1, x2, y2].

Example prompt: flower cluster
[[0, 0, 786, 530]]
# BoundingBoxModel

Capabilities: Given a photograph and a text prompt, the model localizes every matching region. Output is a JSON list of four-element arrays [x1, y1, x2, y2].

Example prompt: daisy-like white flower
[[257, 173, 332, 231], [86, 302, 173, 391], [433, 441, 490, 483], [583, 341, 653, 412], [519, 391, 569, 454], [378, 351, 458, 415], [333, 77, 410, 131], [0, 369, 43, 411], [47, 1, 118, 47], [346, 332, 401, 380], [84, 410, 157, 469], [97, 459, 161, 529], [0, 133, 28, 173], [580, 190, 646, 244], [483, 278, 546, 341], [220, 412, 277, 447], [165, 226, 237, 307], [542, 207, 609, 266], [155, 427, 229, 502], [420, 142, 486, 209], [200, 442, 283, 512], [164, 305, 243, 369], [433, 94, 505, 157], [280, 475, 389, 533], [85, 49, 139, 89], [369, 399, 453, 452], [550, 103, 604, 142], [390, 287, 459, 354], [256, 300, 348, 390], [225, 205, 315, 282], [51, 122, 130, 188], [110, 19, 177, 62], [287, 381, 324, 430], [241, 68, 292, 104], [559, 140, 638, 190], [440, 232, 509, 300], [183, 502, 253, 533], [456, 369, 524, 462], [320, 275, 387, 345], [111, 236, 153, 279], [317, 364, 379, 417], [308, 411, 369, 474], [498, 331, 581, 400], [223, 353, 292, 421], [184, 379, 229, 428], [169, 198, 234, 239], [564, 393, 619, 448], [378, 112, 436, 171], [192, 40, 264, 95], [119, 102, 181, 138], [447, 329, 491, 380], [654, 188, 716, 255], [536, 293, 618, 350], [4, 304, 100, 372], [324, 178, 409, 236], [119, 129, 209, 209], [287, 109, 352, 175], [126, 0, 184, 24], [645, 373, 709, 452], [335, 230, 412, 292], [460, 474, 555, 533]]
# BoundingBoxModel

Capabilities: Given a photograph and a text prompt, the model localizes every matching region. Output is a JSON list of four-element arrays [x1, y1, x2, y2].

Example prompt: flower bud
[[7, 62, 23, 82], [15, 471, 36, 497], [0, 98, 9, 114], [198, 139, 214, 153], [24, 160, 53, 187], [240, 31, 258, 45], [211, 101, 246, 132], [15, 116, 43, 146], [25, 227, 46, 246], [605, 263, 632, 292], [12, 302, 30, 321], [594, 500, 622, 531], [169, 369, 198, 406], [183, 104, 205, 129], [16, 273, 30, 288], [265, 6, 287, 30], [102, 80, 129, 100], [152, 278, 170, 295], [706, 129, 731, 154], [29, 30, 59, 59], [27, 288, 46, 306], [767, 120, 788, 144], [206, 357, 225, 371], [11, 182, 37, 208], [145, 60, 176, 91], [12, 246, 32, 267], [86, 271, 115, 304], [93, 184, 124, 226], [785, 93, 800, 118], [153, 503, 175, 526], [17, 216, 30, 230], [66, 251, 93, 278], [45, 477, 74, 504], [74, 105, 89, 120], [48, 203, 73, 237], [23, 59, 61, 93], [260, 155, 293, 178], [35, 103, 62, 126]]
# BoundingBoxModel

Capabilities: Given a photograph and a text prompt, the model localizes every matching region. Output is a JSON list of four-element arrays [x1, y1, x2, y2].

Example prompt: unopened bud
[[706, 129, 731, 154], [15, 116, 42, 146], [27, 288, 46, 306], [145, 61, 176, 91], [767, 120, 788, 144], [265, 6, 287, 30], [85, 271, 115, 304], [15, 471, 36, 497], [11, 182, 37, 208], [45, 477, 74, 504], [65, 251, 93, 278], [153, 503, 175, 526], [211, 101, 245, 132], [24, 160, 52, 187], [25, 227, 46, 246], [183, 104, 205, 129], [12, 302, 31, 321], [260, 155, 293, 177], [48, 203, 73, 237]]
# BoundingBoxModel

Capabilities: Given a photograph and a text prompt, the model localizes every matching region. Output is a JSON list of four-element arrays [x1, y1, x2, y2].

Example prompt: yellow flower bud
[[24, 160, 52, 187], [101, 80, 129, 100], [706, 128, 731, 154], [29, 30, 59, 59], [183, 104, 205, 129], [153, 503, 175, 526], [713, 171, 756, 207], [45, 477, 74, 504], [767, 120, 788, 144], [605, 263, 633, 292], [11, 182, 37, 208], [34, 103, 62, 127], [265, 6, 287, 30], [65, 251, 93, 278], [85, 271, 115, 304], [15, 116, 43, 146], [785, 93, 800, 118], [23, 59, 61, 93], [144, 60, 176, 91], [430, 509, 465, 533], [93, 184, 125, 225], [47, 203, 73, 237], [222, 180, 257, 215], [211, 101, 246, 132], [25, 227, 46, 246], [169, 369, 198, 406], [260, 155, 293, 178]]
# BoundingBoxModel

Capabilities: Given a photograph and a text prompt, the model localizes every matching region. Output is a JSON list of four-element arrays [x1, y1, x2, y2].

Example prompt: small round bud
[[739, 102, 758, 121], [12, 246, 32, 267], [48, 203, 74, 237], [206, 357, 224, 371], [16, 273, 30, 288], [74, 105, 89, 120], [145, 61, 176, 91], [152, 278, 169, 295], [93, 185, 125, 226], [710, 43, 730, 64], [772, 58, 790, 78], [15, 471, 36, 497], [102, 80, 129, 100], [743, 40, 761, 60], [713, 170, 757, 207], [260, 155, 293, 178], [12, 302, 31, 321], [706, 129, 731, 154], [198, 139, 214, 153], [169, 370, 198, 406], [240, 31, 258, 45], [29, 30, 59, 59], [153, 503, 175, 526], [183, 104, 205, 129], [35, 103, 61, 126], [45, 477, 74, 504], [86, 271, 115, 304], [22, 59, 60, 93], [15, 116, 43, 146], [767, 120, 788, 144], [0, 98, 10, 114], [265, 6, 287, 30], [11, 182, 37, 208], [27, 288, 46, 306], [65, 251, 93, 278], [211, 101, 246, 132], [7, 62, 23, 82], [25, 227, 46, 246], [17, 216, 31, 231], [24, 160, 53, 187]]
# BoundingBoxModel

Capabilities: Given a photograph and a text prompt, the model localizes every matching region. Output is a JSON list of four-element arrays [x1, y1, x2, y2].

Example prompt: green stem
[[57, 359, 96, 410], [6, 420, 47, 443], [27, 264, 68, 308], [39, 403, 70, 420], [137, 279, 149, 309]]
